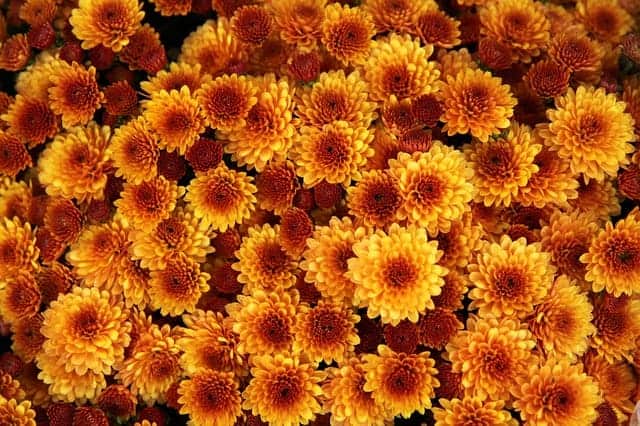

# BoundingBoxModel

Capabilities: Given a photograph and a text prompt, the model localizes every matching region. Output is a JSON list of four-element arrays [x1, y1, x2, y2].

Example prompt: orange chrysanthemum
[[512, 356, 602, 425], [381, 95, 416, 136], [433, 270, 468, 311], [149, 0, 191, 16], [279, 208, 313, 256], [269, 0, 324, 50], [418, 308, 463, 350], [581, 214, 640, 295], [548, 31, 605, 77], [102, 81, 138, 116], [478, 37, 513, 71], [433, 214, 482, 270], [0, 217, 38, 279], [185, 164, 256, 232], [0, 396, 36, 426], [590, 294, 640, 363], [414, 8, 461, 49], [0, 372, 25, 401], [362, 345, 438, 418], [347, 169, 402, 228], [255, 161, 298, 214], [119, 24, 166, 74], [10, 314, 44, 363], [440, 69, 517, 142], [43, 197, 83, 244], [0, 34, 30, 72], [321, 3, 375, 66], [479, 0, 550, 63], [524, 59, 571, 98], [140, 62, 211, 96], [584, 350, 636, 418], [446, 316, 536, 401], [437, 48, 479, 82], [432, 397, 518, 426], [97, 384, 137, 420], [196, 74, 257, 132], [19, 0, 56, 26], [230, 5, 273, 45], [1, 95, 57, 147], [47, 62, 103, 129], [362, 0, 429, 34], [347, 224, 447, 325], [0, 272, 41, 325], [0, 132, 31, 177], [35, 262, 75, 307], [107, 116, 158, 185], [178, 370, 242, 426], [242, 354, 325, 426], [69, 0, 144, 52], [576, 0, 633, 43]]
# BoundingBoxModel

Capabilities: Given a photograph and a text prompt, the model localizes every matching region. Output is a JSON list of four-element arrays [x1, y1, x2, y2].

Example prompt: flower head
[[141, 62, 211, 96], [231, 5, 273, 45], [279, 208, 313, 256], [362, 0, 429, 34], [0, 396, 36, 426], [347, 169, 402, 228], [178, 370, 242, 426], [590, 294, 640, 363], [1, 95, 57, 147], [432, 397, 518, 426], [196, 74, 257, 132], [269, 0, 325, 50], [149, 0, 191, 16], [19, 0, 57, 26], [0, 272, 41, 325], [414, 8, 461, 49], [97, 384, 137, 420], [576, 0, 633, 43], [255, 161, 298, 214], [10, 314, 44, 363], [107, 116, 158, 185], [0, 132, 31, 177], [548, 31, 604, 75], [321, 3, 375, 66], [524, 59, 571, 98], [0, 217, 39, 279]]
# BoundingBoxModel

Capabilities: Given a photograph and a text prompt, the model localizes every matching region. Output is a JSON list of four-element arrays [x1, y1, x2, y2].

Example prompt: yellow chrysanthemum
[[432, 397, 518, 426], [584, 350, 636, 418], [141, 62, 212, 96], [0, 217, 38, 279], [178, 370, 242, 426], [540, 86, 636, 182], [107, 116, 158, 185], [590, 294, 640, 363], [479, 0, 550, 63], [446, 316, 536, 401], [440, 69, 517, 142], [321, 3, 375, 66], [242, 354, 325, 426], [0, 395, 36, 425], [568, 178, 621, 223], [292, 301, 360, 365], [69, 0, 144, 51], [37, 349, 106, 403], [576, 0, 633, 43], [0, 272, 41, 325], [295, 70, 377, 129], [362, 0, 432, 34], [389, 142, 474, 235], [433, 213, 483, 270], [512, 357, 602, 426], [362, 345, 438, 418], [363, 33, 439, 103], [196, 74, 257, 132], [118, 258, 151, 310], [0, 179, 31, 223], [226, 288, 301, 356], [38, 123, 110, 202], [116, 323, 181, 405], [527, 275, 595, 360], [14, 52, 56, 102], [581, 214, 640, 296], [300, 217, 368, 303], [217, 74, 295, 171], [346, 224, 447, 325], [185, 164, 256, 232], [436, 48, 478, 82], [269, 0, 325, 50], [142, 87, 205, 155], [292, 121, 374, 188]]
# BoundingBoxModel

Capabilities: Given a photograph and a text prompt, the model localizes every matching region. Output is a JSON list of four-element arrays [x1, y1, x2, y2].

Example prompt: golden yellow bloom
[[116, 323, 181, 405], [512, 356, 601, 425], [436, 48, 478, 82], [232, 224, 297, 293], [217, 74, 295, 171], [38, 123, 110, 203], [226, 288, 301, 356], [591, 294, 640, 363], [363, 33, 439, 102], [292, 121, 373, 188], [150, 0, 190, 16], [362, 345, 438, 418], [568, 178, 621, 223], [414, 7, 461, 49], [292, 301, 360, 364], [142, 87, 205, 155], [185, 164, 256, 232], [433, 214, 483, 270], [363, 0, 432, 34], [0, 217, 38, 280], [541, 86, 636, 181], [323, 355, 391, 426], [389, 142, 474, 235], [322, 3, 375, 66], [178, 370, 242, 426], [585, 351, 636, 419], [0, 178, 31, 223], [107, 116, 158, 185], [0, 395, 36, 426], [196, 74, 257, 132], [347, 224, 447, 325], [577, 0, 633, 43], [141, 62, 212, 96], [446, 316, 536, 401], [440, 69, 517, 142], [269, 0, 325, 50], [0, 272, 41, 325], [432, 397, 518, 426], [581, 214, 640, 296], [36, 350, 106, 403], [14, 52, 56, 104], [242, 354, 325, 426], [479, 0, 550, 63], [300, 217, 368, 303], [1, 95, 58, 148], [70, 0, 144, 51]]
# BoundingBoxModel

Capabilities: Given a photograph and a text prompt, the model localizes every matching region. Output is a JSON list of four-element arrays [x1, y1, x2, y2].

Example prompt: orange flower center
[[384, 257, 417, 289], [382, 64, 412, 99], [157, 217, 186, 247], [309, 309, 345, 345], [386, 363, 418, 397], [72, 308, 100, 339], [316, 132, 350, 167], [493, 267, 526, 298], [270, 373, 302, 407], [258, 242, 289, 274], [605, 236, 640, 272]]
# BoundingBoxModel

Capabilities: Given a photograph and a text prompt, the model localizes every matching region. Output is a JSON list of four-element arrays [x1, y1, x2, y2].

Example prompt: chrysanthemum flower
[[363, 33, 439, 103], [196, 74, 257, 132], [117, 258, 151, 309], [279, 208, 313, 256], [185, 164, 256, 232], [465, 123, 541, 207], [0, 178, 31, 223], [179, 19, 247, 77], [107, 117, 158, 185], [549, 31, 604, 81], [118, 24, 166, 74], [19, 0, 56, 26], [226, 288, 301, 355], [10, 314, 44, 363], [0, 372, 25, 401], [434, 361, 465, 400], [433, 270, 468, 311], [116, 324, 181, 405], [14, 52, 56, 103], [322, 355, 391, 426], [322, 3, 375, 66], [581, 214, 640, 295], [242, 354, 325, 426], [43, 198, 83, 244], [364, 125, 401, 171], [1, 95, 57, 147], [541, 86, 636, 182], [246, 33, 288, 75], [436, 48, 478, 81], [178, 370, 242, 426], [381, 95, 416, 136], [432, 397, 518, 426], [0, 34, 30, 72], [102, 81, 137, 116], [0, 217, 38, 279], [230, 5, 273, 45], [468, 235, 554, 318], [269, 0, 324, 50], [0, 132, 31, 177], [346, 224, 447, 325], [477, 37, 513, 71], [433, 214, 482, 271], [0, 396, 36, 425], [149, 0, 191, 16], [47, 62, 103, 129], [418, 307, 463, 350], [141, 62, 211, 97], [525, 59, 571, 98], [568, 178, 621, 223], [396, 128, 434, 155], [584, 350, 636, 418], [69, 0, 144, 52], [446, 316, 536, 401], [142, 87, 205, 155], [97, 384, 137, 420], [35, 262, 75, 307], [389, 143, 474, 235], [255, 161, 298, 214], [347, 169, 402, 228], [232, 224, 297, 293], [590, 294, 640, 363], [292, 300, 360, 364], [362, 345, 438, 418], [577, 0, 633, 43], [362, 0, 429, 34], [479, 0, 550, 63], [383, 320, 419, 354], [295, 70, 377, 129], [0, 272, 41, 325], [440, 69, 517, 142], [414, 8, 461, 49], [512, 356, 601, 425], [292, 121, 374, 187]]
